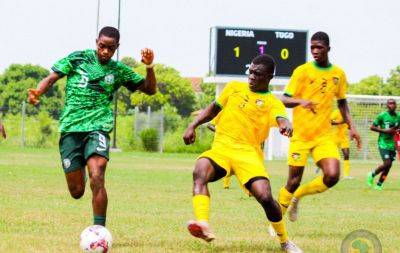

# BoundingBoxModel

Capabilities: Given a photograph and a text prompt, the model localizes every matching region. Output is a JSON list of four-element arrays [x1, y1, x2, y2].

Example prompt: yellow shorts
[[288, 135, 340, 167], [335, 135, 350, 149], [198, 143, 268, 189]]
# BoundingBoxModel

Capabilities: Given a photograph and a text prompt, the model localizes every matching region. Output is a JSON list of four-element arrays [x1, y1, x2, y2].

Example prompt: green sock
[[94, 215, 106, 226]]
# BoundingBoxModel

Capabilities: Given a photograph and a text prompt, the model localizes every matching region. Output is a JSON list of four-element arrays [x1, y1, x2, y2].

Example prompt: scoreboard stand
[[205, 26, 308, 160]]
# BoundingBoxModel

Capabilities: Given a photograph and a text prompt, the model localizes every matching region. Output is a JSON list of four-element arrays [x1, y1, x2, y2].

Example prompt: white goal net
[[266, 93, 400, 161]]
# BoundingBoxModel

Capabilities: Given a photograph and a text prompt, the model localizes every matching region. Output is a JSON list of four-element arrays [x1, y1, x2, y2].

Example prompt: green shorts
[[59, 131, 110, 173], [379, 148, 396, 161]]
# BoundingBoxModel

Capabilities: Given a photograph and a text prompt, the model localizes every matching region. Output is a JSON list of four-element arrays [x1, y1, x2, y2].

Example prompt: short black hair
[[252, 54, 275, 74], [98, 26, 120, 42], [311, 31, 330, 46]]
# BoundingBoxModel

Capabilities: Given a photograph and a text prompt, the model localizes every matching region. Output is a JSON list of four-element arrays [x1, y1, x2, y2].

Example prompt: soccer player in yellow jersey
[[183, 54, 302, 253], [330, 108, 352, 178], [278, 32, 361, 223]]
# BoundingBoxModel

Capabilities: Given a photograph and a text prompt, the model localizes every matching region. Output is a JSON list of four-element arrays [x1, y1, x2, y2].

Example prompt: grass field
[[0, 147, 399, 252]]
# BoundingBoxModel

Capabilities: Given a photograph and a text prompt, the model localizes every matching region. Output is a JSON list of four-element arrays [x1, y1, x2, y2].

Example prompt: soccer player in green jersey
[[367, 99, 400, 190], [28, 26, 157, 226]]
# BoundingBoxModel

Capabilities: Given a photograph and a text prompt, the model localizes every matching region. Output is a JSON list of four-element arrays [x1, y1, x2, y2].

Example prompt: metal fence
[[0, 103, 167, 152]]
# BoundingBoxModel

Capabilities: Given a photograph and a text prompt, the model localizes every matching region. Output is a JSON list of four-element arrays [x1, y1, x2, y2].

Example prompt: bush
[[140, 128, 159, 152], [163, 124, 213, 153]]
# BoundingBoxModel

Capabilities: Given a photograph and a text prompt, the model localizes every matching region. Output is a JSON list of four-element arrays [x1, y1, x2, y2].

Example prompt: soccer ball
[[80, 225, 112, 252]]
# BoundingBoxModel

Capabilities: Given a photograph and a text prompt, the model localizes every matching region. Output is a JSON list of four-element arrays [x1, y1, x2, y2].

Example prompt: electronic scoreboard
[[209, 27, 308, 77]]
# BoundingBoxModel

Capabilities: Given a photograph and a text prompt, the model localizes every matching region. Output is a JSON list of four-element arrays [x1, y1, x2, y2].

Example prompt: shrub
[[140, 128, 159, 152]]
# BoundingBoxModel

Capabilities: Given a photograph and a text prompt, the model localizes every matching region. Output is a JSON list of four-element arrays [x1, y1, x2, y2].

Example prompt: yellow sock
[[270, 220, 289, 243], [278, 187, 293, 215], [343, 160, 350, 177], [293, 176, 329, 199], [192, 195, 210, 222], [223, 176, 231, 188]]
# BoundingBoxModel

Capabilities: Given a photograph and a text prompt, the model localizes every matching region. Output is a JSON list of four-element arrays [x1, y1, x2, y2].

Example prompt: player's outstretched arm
[[0, 121, 6, 139], [276, 117, 293, 137], [28, 72, 61, 105], [137, 48, 156, 95], [183, 102, 221, 145], [338, 99, 362, 149], [280, 94, 318, 113]]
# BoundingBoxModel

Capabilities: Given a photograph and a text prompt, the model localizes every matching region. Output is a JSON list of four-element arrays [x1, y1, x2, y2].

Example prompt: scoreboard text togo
[[211, 27, 308, 78]]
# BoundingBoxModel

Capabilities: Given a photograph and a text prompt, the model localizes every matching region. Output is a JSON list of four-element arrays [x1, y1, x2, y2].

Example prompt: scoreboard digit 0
[[210, 27, 308, 77]]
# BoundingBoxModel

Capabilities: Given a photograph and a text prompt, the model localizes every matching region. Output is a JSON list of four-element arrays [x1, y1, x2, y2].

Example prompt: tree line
[[0, 57, 216, 120], [0, 59, 399, 120]]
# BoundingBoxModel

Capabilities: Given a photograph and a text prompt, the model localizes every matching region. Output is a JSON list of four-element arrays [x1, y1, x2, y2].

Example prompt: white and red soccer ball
[[80, 225, 112, 253]]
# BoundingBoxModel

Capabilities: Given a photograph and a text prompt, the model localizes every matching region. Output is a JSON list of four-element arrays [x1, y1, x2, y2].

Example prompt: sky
[[0, 0, 399, 83]]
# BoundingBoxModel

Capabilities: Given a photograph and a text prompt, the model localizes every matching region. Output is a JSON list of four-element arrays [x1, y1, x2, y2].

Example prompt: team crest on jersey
[[63, 159, 71, 169], [291, 153, 301, 161], [255, 99, 265, 107], [104, 74, 115, 84], [333, 77, 339, 85]]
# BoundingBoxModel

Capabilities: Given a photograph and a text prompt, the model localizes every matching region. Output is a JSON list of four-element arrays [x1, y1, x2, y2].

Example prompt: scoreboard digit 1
[[210, 27, 308, 77]]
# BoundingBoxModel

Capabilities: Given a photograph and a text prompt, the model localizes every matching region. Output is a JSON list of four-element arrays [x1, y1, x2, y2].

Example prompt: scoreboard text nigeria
[[210, 27, 308, 77]]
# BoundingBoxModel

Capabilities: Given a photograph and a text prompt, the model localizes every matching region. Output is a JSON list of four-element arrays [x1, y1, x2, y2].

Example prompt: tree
[[120, 56, 138, 68], [0, 64, 64, 118], [130, 64, 196, 116], [385, 66, 400, 95], [197, 82, 216, 108], [348, 75, 384, 95]]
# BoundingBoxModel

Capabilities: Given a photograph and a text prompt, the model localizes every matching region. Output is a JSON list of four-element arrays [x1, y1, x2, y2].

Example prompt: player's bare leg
[[277, 166, 304, 222], [368, 159, 392, 188], [318, 158, 340, 187], [248, 178, 302, 253], [371, 159, 392, 190], [188, 158, 225, 242], [289, 159, 339, 222], [65, 169, 86, 199], [87, 155, 108, 226]]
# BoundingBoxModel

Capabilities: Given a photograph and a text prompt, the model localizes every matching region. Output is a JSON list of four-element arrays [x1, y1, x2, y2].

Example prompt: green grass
[[0, 147, 399, 252]]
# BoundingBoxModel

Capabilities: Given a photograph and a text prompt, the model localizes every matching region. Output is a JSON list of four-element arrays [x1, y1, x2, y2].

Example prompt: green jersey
[[372, 111, 400, 150], [52, 49, 144, 133]]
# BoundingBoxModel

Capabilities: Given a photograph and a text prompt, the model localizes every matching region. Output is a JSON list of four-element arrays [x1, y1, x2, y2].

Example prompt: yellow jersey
[[284, 61, 347, 141], [330, 109, 349, 139], [214, 81, 287, 146]]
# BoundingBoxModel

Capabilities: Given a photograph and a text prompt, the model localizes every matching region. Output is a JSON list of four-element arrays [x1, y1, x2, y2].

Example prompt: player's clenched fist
[[28, 88, 41, 105], [277, 117, 293, 137], [141, 48, 154, 65], [183, 126, 196, 145]]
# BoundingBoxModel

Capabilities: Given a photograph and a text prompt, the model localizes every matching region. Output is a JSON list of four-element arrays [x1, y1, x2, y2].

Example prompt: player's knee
[[69, 186, 85, 199], [323, 172, 340, 187], [383, 160, 392, 169], [90, 173, 105, 191], [192, 167, 208, 184], [257, 192, 274, 206]]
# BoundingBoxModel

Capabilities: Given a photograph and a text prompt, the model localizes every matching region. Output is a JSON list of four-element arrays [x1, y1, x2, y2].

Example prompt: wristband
[[145, 63, 154, 69]]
